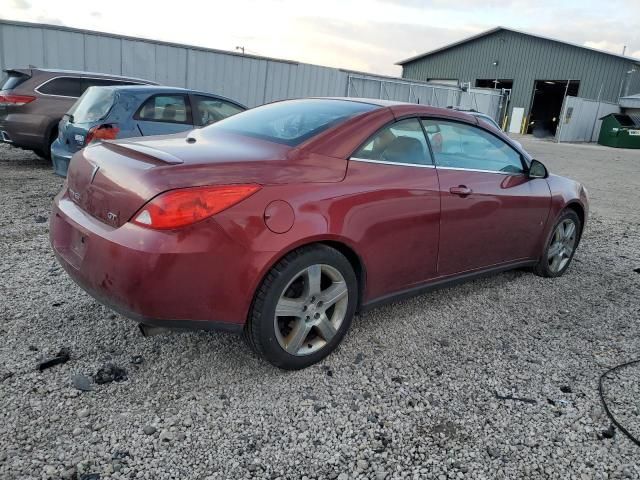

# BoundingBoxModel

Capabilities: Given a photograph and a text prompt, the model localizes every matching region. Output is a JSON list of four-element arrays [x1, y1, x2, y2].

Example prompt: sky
[[2, 0, 640, 76]]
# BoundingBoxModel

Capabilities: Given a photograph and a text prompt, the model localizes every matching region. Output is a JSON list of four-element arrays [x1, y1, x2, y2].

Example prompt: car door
[[347, 117, 441, 297], [191, 94, 245, 127], [134, 93, 193, 136], [422, 118, 550, 276]]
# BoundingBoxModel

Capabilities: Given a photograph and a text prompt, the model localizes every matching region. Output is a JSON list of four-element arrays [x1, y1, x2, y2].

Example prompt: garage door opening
[[527, 80, 579, 137]]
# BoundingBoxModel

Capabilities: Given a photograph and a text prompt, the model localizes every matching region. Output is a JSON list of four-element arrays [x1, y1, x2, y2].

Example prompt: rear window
[[37, 77, 83, 97], [1, 72, 29, 91], [204, 99, 379, 146], [67, 87, 115, 123]]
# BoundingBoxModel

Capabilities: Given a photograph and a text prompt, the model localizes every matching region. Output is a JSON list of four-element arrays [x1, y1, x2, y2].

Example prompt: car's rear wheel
[[35, 129, 57, 161], [245, 245, 358, 370], [534, 209, 581, 277]]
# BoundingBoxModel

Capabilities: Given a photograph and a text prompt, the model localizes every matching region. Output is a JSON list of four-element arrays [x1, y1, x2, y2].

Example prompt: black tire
[[34, 148, 49, 160], [244, 245, 358, 370], [533, 209, 581, 278], [35, 129, 58, 161]]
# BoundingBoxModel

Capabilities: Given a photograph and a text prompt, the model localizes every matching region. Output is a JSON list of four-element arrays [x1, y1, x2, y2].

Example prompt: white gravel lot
[[0, 137, 639, 480]]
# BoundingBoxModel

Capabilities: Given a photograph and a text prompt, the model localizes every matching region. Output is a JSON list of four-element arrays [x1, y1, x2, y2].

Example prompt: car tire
[[35, 129, 58, 161], [533, 209, 581, 278], [34, 148, 48, 160], [244, 245, 358, 370]]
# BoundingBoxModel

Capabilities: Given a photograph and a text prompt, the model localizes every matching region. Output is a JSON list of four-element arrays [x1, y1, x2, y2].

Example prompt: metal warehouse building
[[0, 19, 504, 119], [398, 27, 640, 137]]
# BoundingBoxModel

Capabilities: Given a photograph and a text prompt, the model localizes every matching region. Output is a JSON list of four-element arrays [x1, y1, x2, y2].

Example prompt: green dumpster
[[597, 114, 640, 149]]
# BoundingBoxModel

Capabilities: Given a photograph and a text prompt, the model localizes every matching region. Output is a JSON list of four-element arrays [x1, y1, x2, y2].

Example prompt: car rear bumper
[[51, 138, 74, 177], [49, 190, 272, 332], [0, 115, 48, 150]]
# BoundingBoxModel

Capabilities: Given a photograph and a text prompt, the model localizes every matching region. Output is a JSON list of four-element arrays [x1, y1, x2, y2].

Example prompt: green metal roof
[[397, 27, 640, 66]]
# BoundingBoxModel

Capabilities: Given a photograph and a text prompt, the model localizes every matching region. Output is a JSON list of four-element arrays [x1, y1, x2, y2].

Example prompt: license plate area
[[52, 214, 88, 270]]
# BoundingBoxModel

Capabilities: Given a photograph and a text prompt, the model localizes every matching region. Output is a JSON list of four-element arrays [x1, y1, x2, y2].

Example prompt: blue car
[[51, 85, 246, 176]]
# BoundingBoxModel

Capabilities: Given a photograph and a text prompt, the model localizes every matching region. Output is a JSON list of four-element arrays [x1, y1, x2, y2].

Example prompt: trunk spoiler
[[100, 140, 184, 165], [3, 68, 33, 77]]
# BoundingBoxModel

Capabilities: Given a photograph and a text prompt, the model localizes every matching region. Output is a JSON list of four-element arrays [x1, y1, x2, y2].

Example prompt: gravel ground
[[0, 138, 639, 480]]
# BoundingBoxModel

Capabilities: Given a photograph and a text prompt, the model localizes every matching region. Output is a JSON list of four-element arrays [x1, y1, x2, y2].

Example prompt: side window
[[352, 118, 432, 166], [422, 119, 524, 174], [135, 94, 190, 124], [38, 77, 83, 97], [193, 95, 244, 126]]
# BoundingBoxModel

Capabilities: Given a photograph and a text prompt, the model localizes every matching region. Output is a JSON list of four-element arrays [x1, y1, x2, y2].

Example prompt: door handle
[[449, 185, 473, 197]]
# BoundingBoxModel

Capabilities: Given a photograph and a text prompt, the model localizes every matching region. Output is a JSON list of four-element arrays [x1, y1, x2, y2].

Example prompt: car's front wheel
[[245, 245, 358, 370], [534, 209, 581, 277]]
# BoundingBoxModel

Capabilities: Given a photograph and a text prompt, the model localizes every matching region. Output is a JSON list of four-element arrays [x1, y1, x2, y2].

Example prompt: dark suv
[[0, 68, 156, 158]]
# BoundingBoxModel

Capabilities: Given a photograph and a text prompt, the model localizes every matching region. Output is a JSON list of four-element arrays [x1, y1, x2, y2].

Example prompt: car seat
[[162, 104, 177, 121], [381, 136, 426, 165]]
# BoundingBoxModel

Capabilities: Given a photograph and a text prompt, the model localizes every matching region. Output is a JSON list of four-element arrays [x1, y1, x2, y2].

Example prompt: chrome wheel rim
[[548, 219, 577, 273], [274, 264, 348, 356]]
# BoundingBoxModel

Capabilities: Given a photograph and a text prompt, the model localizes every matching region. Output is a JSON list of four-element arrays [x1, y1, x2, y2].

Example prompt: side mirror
[[528, 159, 548, 179]]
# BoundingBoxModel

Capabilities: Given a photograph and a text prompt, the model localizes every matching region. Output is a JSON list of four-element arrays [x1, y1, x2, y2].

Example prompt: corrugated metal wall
[[347, 74, 506, 121], [0, 20, 352, 107], [556, 96, 620, 143], [0, 19, 503, 120], [401, 29, 640, 120]]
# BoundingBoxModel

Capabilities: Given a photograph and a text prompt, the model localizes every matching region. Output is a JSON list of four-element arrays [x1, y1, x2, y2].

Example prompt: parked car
[[50, 98, 588, 370], [449, 107, 524, 148], [0, 68, 156, 159], [51, 85, 246, 176], [449, 107, 503, 130]]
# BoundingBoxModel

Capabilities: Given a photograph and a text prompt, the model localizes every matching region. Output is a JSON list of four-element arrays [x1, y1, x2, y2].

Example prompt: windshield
[[203, 99, 379, 146], [67, 87, 116, 123]]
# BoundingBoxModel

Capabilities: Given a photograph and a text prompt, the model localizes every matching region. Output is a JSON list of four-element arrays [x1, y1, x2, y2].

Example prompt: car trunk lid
[[58, 87, 118, 153], [58, 115, 93, 155], [66, 130, 346, 227]]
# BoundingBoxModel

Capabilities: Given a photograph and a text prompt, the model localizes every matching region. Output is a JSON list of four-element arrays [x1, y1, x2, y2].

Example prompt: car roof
[[5, 67, 157, 84], [100, 85, 246, 107], [314, 97, 412, 107], [303, 97, 479, 121]]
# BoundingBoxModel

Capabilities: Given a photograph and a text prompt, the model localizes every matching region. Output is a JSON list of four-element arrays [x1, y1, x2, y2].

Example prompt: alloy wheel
[[274, 264, 349, 356], [548, 219, 577, 273]]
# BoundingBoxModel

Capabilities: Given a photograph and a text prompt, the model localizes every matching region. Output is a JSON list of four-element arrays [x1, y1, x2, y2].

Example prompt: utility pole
[[235, 46, 245, 55], [622, 45, 627, 56]]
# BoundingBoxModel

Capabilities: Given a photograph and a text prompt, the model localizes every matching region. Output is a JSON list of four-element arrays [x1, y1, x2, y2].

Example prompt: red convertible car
[[50, 98, 588, 369]]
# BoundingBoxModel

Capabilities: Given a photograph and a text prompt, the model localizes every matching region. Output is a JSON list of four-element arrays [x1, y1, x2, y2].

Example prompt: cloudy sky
[[3, 0, 639, 76]]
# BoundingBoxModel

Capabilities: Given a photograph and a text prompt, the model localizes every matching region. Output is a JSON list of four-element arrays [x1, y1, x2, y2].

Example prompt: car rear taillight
[[131, 184, 262, 230], [85, 124, 119, 145], [0, 94, 36, 106]]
